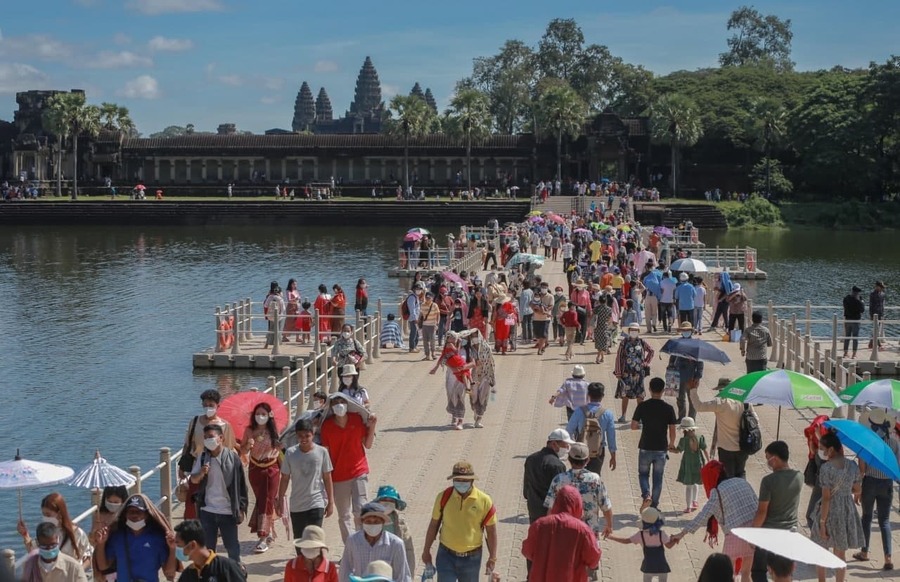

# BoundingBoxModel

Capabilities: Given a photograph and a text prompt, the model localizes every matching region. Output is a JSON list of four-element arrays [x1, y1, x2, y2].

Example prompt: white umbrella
[[0, 450, 74, 519], [670, 257, 708, 273], [68, 450, 136, 489], [731, 527, 847, 569]]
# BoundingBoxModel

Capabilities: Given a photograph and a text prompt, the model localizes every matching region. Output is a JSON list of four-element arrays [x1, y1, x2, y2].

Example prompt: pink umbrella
[[404, 232, 423, 242], [547, 214, 565, 225], [441, 270, 469, 292]]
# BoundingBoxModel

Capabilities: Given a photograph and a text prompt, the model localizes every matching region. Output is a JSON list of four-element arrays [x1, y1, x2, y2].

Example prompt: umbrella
[[321, 395, 370, 424], [617, 224, 632, 232], [407, 227, 430, 236], [660, 338, 731, 364], [719, 370, 842, 438], [589, 222, 603, 229], [217, 391, 290, 438], [838, 378, 900, 409], [653, 226, 673, 237], [670, 258, 709, 273], [546, 214, 565, 225], [824, 419, 900, 481], [134, 184, 146, 191], [68, 450, 136, 489], [730, 528, 846, 569], [528, 216, 544, 224], [600, 178, 610, 183], [440, 270, 469, 292], [403, 232, 422, 242], [573, 228, 592, 235], [527, 210, 542, 216], [0, 450, 74, 519], [506, 253, 545, 269], [597, 223, 612, 231]]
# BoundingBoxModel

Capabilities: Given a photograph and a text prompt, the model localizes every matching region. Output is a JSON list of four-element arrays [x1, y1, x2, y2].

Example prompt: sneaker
[[254, 539, 269, 553], [455, 420, 464, 431], [617, 415, 626, 423], [474, 417, 484, 428], [266, 535, 275, 545]]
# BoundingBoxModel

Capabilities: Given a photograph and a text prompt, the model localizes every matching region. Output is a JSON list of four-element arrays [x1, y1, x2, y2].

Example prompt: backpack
[[400, 294, 412, 320], [578, 405, 605, 458], [739, 403, 762, 453]]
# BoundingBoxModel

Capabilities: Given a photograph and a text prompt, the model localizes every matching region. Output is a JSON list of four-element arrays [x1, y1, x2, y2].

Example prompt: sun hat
[[341, 363, 359, 377], [359, 502, 390, 523], [574, 278, 587, 288], [678, 321, 694, 331], [680, 417, 697, 431], [293, 525, 328, 550], [375, 485, 407, 511], [547, 428, 576, 445], [349, 560, 393, 582], [627, 323, 641, 331], [591, 283, 601, 292], [868, 407, 888, 425], [447, 461, 477, 481], [572, 365, 586, 378], [568, 443, 589, 461], [641, 507, 661, 524], [679, 272, 689, 281]]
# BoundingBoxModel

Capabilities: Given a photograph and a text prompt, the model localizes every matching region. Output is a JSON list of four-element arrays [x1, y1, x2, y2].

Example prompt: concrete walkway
[[206, 255, 900, 581]]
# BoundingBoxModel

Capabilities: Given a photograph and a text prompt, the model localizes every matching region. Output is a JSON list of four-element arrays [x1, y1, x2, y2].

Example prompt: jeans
[[409, 321, 420, 350], [693, 307, 703, 331], [659, 303, 673, 332], [844, 321, 861, 354], [422, 324, 437, 358], [522, 314, 533, 340], [199, 510, 241, 562], [289, 508, 325, 554], [861, 475, 894, 555], [718, 448, 749, 479], [436, 544, 482, 582], [678, 309, 694, 327], [437, 314, 448, 344], [638, 450, 667, 508], [333, 474, 368, 542]]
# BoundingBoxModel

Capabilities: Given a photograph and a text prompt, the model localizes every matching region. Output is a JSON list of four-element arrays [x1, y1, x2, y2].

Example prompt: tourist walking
[[614, 323, 655, 423], [16, 493, 91, 574], [658, 271, 676, 333], [421, 462, 499, 582], [420, 291, 440, 360], [286, 278, 301, 342], [673, 417, 707, 514], [810, 431, 865, 582], [264, 281, 286, 348], [560, 301, 581, 360], [465, 330, 496, 428], [592, 293, 613, 363], [339, 364, 370, 407], [319, 394, 378, 543], [284, 525, 338, 582], [675, 272, 697, 328], [550, 365, 589, 420], [606, 507, 674, 581], [330, 284, 347, 331], [669, 321, 704, 421], [94, 494, 178, 582], [20, 522, 88, 582], [523, 429, 573, 523], [842, 285, 865, 359], [570, 279, 592, 344], [531, 282, 553, 355], [869, 281, 887, 348], [522, 485, 601, 582], [632, 378, 677, 510], [332, 324, 366, 370], [240, 402, 284, 553], [277, 418, 335, 553], [467, 287, 489, 339], [190, 424, 249, 564], [175, 520, 246, 582], [689, 380, 758, 479], [339, 503, 411, 582], [314, 284, 333, 343], [492, 293, 516, 355], [374, 485, 417, 575], [545, 442, 614, 542], [566, 382, 618, 475], [642, 267, 661, 334], [740, 311, 772, 373], [435, 331, 474, 430], [726, 283, 748, 335], [354, 278, 369, 318]]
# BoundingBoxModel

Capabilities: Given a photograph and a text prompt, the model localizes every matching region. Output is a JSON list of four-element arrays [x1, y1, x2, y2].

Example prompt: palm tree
[[72, 104, 101, 199], [45, 93, 102, 199], [650, 94, 703, 197], [42, 102, 69, 197], [446, 88, 492, 193], [534, 83, 587, 183], [744, 97, 786, 197], [386, 95, 435, 193]]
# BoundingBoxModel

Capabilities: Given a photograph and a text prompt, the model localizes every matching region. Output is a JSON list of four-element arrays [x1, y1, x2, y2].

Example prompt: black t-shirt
[[632, 398, 677, 451], [178, 554, 245, 582]]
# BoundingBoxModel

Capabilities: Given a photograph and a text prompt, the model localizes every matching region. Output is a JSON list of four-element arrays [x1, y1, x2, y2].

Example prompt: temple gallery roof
[[122, 133, 535, 153]]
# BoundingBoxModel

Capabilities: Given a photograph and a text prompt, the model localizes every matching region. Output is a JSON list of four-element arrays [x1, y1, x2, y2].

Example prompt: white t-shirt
[[561, 243, 574, 259], [281, 444, 333, 512]]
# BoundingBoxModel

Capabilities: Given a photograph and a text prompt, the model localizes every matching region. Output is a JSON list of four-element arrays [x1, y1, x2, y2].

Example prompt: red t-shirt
[[320, 414, 369, 482]]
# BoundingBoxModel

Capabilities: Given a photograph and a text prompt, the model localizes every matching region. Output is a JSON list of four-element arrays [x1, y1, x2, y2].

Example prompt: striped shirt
[[864, 434, 900, 480], [339, 530, 411, 582], [554, 378, 590, 410], [379, 321, 405, 348], [683, 477, 759, 534]]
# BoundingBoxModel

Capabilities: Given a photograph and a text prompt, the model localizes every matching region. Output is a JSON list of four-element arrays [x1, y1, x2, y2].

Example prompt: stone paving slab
[[193, 255, 900, 582]]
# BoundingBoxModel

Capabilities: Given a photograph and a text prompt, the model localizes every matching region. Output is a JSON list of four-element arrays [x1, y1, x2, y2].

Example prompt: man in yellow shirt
[[421, 462, 499, 581], [589, 238, 603, 264]]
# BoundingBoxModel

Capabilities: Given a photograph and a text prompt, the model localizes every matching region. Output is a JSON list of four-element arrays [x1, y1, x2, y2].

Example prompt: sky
[[0, 0, 897, 135]]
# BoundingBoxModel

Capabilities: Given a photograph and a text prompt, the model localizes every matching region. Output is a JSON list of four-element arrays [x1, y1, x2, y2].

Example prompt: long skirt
[[471, 378, 491, 417], [248, 462, 281, 538], [445, 369, 467, 418]]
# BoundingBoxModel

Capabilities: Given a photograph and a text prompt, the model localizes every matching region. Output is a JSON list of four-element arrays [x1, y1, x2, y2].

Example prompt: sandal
[[885, 562, 894, 570], [852, 552, 869, 562]]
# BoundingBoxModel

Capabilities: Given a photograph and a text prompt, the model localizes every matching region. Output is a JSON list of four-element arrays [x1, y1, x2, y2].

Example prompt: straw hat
[[340, 363, 359, 376], [349, 560, 394, 582], [678, 321, 694, 331], [293, 525, 328, 550], [641, 507, 661, 524], [574, 278, 587, 288], [572, 365, 586, 378]]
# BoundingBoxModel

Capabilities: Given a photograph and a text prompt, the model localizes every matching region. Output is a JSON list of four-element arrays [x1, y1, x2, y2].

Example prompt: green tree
[[750, 158, 792, 197], [470, 40, 537, 133], [42, 104, 69, 198], [45, 92, 101, 199], [650, 94, 703, 196], [866, 57, 900, 197], [446, 88, 492, 193], [537, 18, 584, 81], [608, 62, 656, 117], [534, 82, 587, 181], [99, 102, 135, 134], [719, 6, 794, 71], [385, 94, 436, 191], [743, 97, 787, 196]]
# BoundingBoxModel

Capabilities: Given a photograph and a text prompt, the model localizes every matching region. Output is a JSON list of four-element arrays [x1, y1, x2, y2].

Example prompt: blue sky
[[0, 0, 897, 134]]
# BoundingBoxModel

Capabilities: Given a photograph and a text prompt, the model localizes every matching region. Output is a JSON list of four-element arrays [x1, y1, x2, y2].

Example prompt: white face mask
[[204, 437, 219, 450], [629, 331, 639, 339], [380, 501, 396, 513], [312, 401, 324, 410], [126, 519, 145, 531], [818, 449, 829, 461], [255, 414, 269, 426], [681, 332, 692, 338], [341, 377, 354, 386], [300, 548, 321, 560], [105, 501, 123, 513], [362, 523, 383, 537], [332, 403, 348, 417], [556, 446, 570, 459], [40, 516, 59, 526], [341, 331, 351, 339], [204, 407, 217, 418]]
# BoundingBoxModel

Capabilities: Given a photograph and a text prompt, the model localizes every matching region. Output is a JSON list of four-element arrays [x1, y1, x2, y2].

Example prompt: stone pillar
[[380, 159, 386, 180], [281, 159, 287, 182], [265, 159, 271, 180], [478, 158, 485, 181], [446, 158, 452, 180], [297, 158, 303, 181], [364, 159, 370, 180], [169, 159, 176, 181], [153, 158, 160, 181], [313, 159, 319, 180], [217, 160, 223, 181], [185, 159, 192, 182], [233, 160, 239, 181], [331, 159, 337, 180], [429, 159, 435, 181], [348, 159, 354, 181], [201, 160, 208, 181]]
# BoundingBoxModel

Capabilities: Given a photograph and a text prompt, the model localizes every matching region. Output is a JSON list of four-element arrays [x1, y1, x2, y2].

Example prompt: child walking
[[674, 417, 708, 513], [607, 507, 675, 581], [429, 331, 475, 393], [560, 301, 581, 360]]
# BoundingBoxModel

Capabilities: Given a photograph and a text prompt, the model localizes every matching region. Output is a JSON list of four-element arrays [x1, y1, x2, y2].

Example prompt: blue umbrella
[[824, 419, 900, 481], [660, 338, 731, 364]]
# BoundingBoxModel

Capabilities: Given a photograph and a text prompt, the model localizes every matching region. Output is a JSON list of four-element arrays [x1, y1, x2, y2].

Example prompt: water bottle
[[490, 391, 496, 402], [421, 564, 436, 581]]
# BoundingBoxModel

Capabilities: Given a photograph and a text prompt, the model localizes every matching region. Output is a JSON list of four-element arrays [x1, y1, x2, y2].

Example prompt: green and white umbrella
[[838, 379, 900, 409], [719, 370, 842, 438]]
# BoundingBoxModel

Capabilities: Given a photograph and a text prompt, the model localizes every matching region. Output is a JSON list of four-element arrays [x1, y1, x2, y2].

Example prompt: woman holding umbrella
[[810, 432, 865, 582]]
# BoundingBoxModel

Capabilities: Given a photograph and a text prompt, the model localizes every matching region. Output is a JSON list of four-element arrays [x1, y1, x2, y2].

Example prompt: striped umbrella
[[68, 450, 136, 489], [838, 379, 900, 409]]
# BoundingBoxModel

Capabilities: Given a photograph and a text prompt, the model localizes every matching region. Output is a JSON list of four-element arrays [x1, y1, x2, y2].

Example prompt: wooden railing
[[682, 246, 758, 272]]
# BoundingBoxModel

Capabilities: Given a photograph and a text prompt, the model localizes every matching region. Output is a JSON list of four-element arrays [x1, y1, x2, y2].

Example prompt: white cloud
[[262, 76, 284, 90], [128, 0, 223, 15], [0, 63, 49, 94], [113, 32, 132, 45], [147, 36, 193, 52], [313, 59, 339, 73], [117, 75, 160, 99], [260, 96, 279, 105], [381, 83, 401, 99], [87, 51, 153, 69], [217, 74, 243, 87], [0, 34, 73, 62]]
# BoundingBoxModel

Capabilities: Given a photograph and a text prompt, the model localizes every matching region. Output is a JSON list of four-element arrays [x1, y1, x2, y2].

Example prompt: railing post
[[266, 375, 276, 396], [813, 342, 821, 380], [310, 351, 319, 394], [803, 335, 811, 375], [355, 310, 363, 344], [159, 447, 172, 523], [831, 315, 838, 362], [298, 361, 309, 415], [374, 301, 382, 359], [271, 303, 281, 355], [767, 300, 775, 337], [231, 303, 241, 355], [871, 314, 881, 362], [243, 298, 252, 342], [2, 549, 15, 579], [832, 356, 846, 418], [214, 306, 222, 351], [824, 349, 833, 387], [846, 363, 858, 421], [330, 356, 338, 394], [283, 366, 292, 420], [769, 315, 779, 363], [129, 466, 142, 494], [313, 309, 321, 352], [805, 300, 812, 335]]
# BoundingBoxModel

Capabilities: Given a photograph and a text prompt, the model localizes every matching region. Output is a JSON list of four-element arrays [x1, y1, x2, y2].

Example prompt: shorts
[[532, 320, 549, 339]]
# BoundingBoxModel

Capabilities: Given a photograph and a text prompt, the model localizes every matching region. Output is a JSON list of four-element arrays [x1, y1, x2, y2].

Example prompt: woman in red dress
[[285, 278, 301, 342], [492, 295, 516, 354], [330, 284, 347, 332], [313, 284, 332, 343], [468, 287, 489, 339]]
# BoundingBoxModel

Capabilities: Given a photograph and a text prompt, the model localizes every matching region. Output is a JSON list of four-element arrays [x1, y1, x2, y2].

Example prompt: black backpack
[[739, 404, 762, 453]]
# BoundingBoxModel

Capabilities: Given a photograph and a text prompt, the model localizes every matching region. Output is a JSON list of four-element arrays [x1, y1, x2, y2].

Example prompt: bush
[[721, 195, 784, 228]]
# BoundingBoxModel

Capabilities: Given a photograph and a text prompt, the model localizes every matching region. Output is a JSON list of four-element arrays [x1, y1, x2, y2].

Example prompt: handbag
[[803, 456, 819, 486], [664, 366, 680, 397], [175, 479, 189, 503], [177, 415, 200, 473], [350, 351, 366, 371]]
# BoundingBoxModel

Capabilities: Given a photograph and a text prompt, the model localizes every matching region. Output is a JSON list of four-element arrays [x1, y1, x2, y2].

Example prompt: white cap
[[547, 428, 576, 444]]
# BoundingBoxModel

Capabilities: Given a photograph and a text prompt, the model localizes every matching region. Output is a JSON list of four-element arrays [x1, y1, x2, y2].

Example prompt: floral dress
[[810, 459, 865, 552], [614, 337, 654, 399], [593, 302, 613, 352]]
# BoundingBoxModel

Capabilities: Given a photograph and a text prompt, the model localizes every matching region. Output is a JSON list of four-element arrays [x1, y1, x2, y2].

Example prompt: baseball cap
[[547, 428, 576, 444], [568, 443, 589, 461]]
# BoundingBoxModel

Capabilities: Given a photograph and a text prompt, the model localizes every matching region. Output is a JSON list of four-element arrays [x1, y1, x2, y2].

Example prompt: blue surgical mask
[[453, 481, 472, 495], [175, 545, 189, 562], [38, 547, 59, 561]]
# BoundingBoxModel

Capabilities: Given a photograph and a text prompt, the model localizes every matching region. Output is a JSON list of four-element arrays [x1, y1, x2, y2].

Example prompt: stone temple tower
[[315, 88, 333, 122], [347, 57, 384, 132], [292, 82, 315, 132]]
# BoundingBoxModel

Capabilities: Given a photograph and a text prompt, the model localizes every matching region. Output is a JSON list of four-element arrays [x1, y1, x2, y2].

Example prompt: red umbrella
[[547, 214, 565, 224], [217, 392, 289, 439], [404, 232, 423, 242]]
